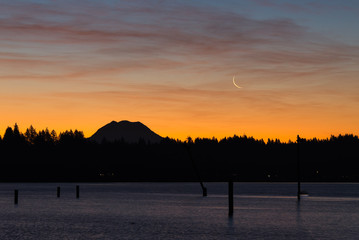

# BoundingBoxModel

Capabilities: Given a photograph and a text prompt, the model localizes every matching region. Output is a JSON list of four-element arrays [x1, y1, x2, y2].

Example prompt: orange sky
[[1, 0, 359, 142]]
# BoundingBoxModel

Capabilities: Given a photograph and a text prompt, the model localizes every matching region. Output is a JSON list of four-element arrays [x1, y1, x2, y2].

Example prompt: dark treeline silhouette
[[1, 123, 359, 182]]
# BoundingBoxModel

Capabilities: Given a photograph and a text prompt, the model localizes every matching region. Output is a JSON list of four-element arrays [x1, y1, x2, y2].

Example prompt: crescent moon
[[232, 76, 242, 89]]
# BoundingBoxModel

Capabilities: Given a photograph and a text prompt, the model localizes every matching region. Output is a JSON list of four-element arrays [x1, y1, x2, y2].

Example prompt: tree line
[[0, 124, 358, 182]]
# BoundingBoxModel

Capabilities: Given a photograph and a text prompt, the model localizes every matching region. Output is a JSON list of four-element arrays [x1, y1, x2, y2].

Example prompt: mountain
[[90, 120, 163, 143]]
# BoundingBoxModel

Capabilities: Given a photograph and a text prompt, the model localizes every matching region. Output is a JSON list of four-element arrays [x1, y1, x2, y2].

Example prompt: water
[[0, 182, 359, 239]]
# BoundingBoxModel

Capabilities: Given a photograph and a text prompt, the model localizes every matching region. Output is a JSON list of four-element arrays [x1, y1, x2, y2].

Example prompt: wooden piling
[[228, 181, 233, 217], [14, 189, 18, 205], [57, 187, 61, 198], [185, 143, 207, 197], [76, 185, 80, 199], [202, 187, 207, 197], [297, 135, 301, 201]]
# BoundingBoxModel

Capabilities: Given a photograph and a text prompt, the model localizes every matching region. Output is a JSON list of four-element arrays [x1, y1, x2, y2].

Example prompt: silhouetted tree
[[35, 128, 54, 144], [59, 129, 85, 145], [50, 130, 58, 142], [1, 122, 359, 181], [3, 126, 14, 143], [3, 124, 25, 145], [25, 125, 37, 144], [13, 123, 20, 137], [186, 136, 193, 144]]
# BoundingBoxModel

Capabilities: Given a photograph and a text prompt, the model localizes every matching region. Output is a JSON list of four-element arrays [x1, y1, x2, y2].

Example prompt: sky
[[1, 0, 359, 141]]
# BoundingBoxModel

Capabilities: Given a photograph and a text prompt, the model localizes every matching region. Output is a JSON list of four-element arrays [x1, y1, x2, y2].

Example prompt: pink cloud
[[0, 1, 306, 52], [0, 0, 358, 86]]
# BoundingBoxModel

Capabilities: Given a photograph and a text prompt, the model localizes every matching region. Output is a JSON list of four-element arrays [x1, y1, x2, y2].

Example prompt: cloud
[[0, 0, 358, 93], [253, 0, 359, 14], [0, 1, 310, 64]]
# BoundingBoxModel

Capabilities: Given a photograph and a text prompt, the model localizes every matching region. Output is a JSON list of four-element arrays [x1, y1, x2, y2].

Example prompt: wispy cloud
[[1, 0, 358, 94], [1, 0, 357, 82], [0, 0, 338, 76]]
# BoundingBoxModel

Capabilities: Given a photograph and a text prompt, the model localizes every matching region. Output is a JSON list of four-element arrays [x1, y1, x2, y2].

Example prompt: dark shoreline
[[2, 179, 359, 183], [2, 126, 359, 183]]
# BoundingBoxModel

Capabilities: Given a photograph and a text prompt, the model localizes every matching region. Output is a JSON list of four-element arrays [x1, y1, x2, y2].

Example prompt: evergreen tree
[[25, 125, 37, 144], [3, 126, 14, 143], [50, 130, 58, 142], [13, 123, 20, 138]]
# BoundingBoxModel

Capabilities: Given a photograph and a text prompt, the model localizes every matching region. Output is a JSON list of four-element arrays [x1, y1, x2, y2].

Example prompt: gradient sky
[[1, 0, 359, 141]]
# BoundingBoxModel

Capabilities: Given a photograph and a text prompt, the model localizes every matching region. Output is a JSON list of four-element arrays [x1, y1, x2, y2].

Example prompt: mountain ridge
[[90, 120, 163, 143]]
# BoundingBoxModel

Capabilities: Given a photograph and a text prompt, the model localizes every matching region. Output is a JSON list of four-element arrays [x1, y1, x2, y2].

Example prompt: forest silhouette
[[1, 123, 359, 182]]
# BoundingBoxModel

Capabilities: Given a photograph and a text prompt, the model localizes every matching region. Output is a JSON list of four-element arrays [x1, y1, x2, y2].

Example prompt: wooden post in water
[[14, 190, 18, 205], [57, 187, 61, 198], [76, 185, 80, 199], [185, 141, 207, 197], [297, 135, 301, 201], [203, 187, 207, 197], [201, 183, 207, 197], [228, 180, 234, 217]]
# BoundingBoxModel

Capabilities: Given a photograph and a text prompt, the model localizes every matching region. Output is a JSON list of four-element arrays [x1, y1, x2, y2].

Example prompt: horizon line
[[1, 122, 358, 144]]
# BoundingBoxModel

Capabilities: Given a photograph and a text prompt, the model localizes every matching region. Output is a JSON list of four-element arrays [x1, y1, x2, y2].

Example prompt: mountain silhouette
[[90, 120, 163, 143]]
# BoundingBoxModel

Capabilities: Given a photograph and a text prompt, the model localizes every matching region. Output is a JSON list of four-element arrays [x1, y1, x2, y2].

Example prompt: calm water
[[0, 182, 359, 239]]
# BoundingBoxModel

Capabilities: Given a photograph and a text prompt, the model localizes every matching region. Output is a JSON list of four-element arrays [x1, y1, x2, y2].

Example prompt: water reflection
[[226, 214, 236, 238]]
